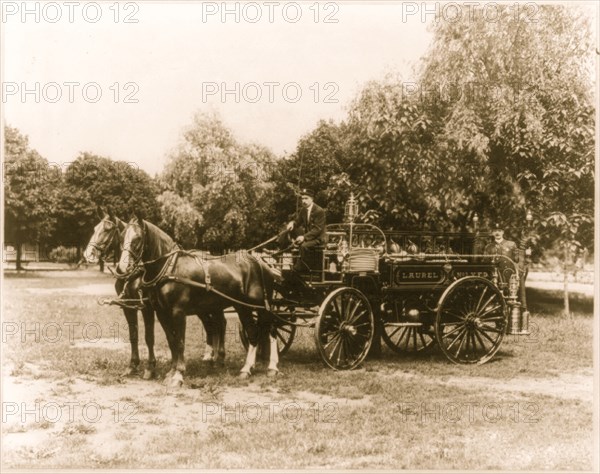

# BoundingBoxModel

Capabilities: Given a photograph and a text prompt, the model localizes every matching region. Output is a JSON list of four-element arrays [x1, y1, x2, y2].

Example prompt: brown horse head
[[84, 206, 124, 263], [118, 214, 177, 274]]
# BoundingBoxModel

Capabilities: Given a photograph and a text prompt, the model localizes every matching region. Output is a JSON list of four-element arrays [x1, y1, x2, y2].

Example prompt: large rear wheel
[[435, 277, 507, 364]]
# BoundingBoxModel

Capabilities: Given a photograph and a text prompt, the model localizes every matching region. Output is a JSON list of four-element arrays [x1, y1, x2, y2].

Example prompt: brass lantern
[[345, 193, 358, 223]]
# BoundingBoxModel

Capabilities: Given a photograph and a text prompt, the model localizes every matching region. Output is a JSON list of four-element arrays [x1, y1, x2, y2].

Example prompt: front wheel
[[315, 287, 374, 370], [435, 277, 507, 364]]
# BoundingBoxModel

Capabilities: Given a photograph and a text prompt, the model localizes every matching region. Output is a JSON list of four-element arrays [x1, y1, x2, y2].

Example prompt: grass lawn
[[1, 270, 595, 470]]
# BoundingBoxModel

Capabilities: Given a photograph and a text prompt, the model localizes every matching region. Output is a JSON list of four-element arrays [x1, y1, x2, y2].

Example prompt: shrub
[[48, 246, 79, 263]]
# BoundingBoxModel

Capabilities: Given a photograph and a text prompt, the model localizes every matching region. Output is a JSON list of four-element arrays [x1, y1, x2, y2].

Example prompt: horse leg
[[122, 308, 140, 376], [215, 309, 226, 366], [141, 307, 156, 380], [238, 308, 258, 378], [263, 311, 280, 377], [170, 310, 186, 388], [199, 314, 215, 362], [155, 308, 177, 383]]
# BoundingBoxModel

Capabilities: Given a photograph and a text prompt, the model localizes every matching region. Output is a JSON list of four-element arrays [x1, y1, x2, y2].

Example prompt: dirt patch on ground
[[1, 361, 372, 466], [386, 368, 594, 402], [25, 284, 115, 296]]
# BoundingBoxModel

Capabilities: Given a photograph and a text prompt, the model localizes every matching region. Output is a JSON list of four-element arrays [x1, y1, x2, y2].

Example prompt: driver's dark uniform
[[290, 203, 326, 272], [484, 239, 518, 261]]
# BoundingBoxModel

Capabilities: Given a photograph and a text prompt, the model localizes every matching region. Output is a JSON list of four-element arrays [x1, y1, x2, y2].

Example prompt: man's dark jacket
[[293, 203, 326, 244]]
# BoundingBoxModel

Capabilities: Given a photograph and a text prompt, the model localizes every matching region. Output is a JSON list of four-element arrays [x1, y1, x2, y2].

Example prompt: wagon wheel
[[315, 287, 374, 370], [435, 276, 507, 364], [238, 289, 296, 356], [381, 300, 435, 354]]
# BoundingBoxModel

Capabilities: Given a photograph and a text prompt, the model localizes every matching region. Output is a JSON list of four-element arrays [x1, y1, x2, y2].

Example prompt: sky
[[1, 1, 432, 176]]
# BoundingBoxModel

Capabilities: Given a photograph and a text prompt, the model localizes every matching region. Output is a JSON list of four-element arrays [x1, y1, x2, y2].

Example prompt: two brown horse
[[118, 214, 280, 387], [84, 207, 226, 379]]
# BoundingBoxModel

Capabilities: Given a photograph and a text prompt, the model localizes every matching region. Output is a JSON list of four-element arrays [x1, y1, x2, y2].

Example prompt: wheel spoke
[[331, 297, 342, 324], [446, 326, 467, 350], [348, 308, 368, 325], [441, 321, 463, 327], [403, 328, 412, 351], [443, 309, 467, 321], [474, 328, 488, 351], [442, 323, 464, 339], [386, 325, 403, 340], [321, 329, 340, 339], [323, 332, 341, 349], [346, 297, 361, 323], [464, 328, 471, 356], [396, 327, 408, 345], [478, 323, 504, 334], [328, 333, 343, 361], [454, 329, 469, 358], [474, 285, 488, 313], [469, 330, 478, 358], [475, 326, 498, 345], [336, 334, 347, 366], [479, 303, 502, 318], [353, 322, 372, 328], [479, 314, 505, 322]]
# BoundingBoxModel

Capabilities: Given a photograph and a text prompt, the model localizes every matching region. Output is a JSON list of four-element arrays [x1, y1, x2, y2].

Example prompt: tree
[[4, 126, 60, 269], [417, 5, 595, 315], [55, 153, 161, 253], [161, 112, 277, 252], [271, 120, 345, 224], [419, 4, 595, 243], [158, 191, 202, 249]]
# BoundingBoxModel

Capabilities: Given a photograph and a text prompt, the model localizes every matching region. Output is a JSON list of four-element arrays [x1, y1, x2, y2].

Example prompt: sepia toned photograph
[[1, 1, 598, 471]]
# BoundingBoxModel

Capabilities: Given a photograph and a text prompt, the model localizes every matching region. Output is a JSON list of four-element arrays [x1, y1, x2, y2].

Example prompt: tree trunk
[[16, 241, 23, 271], [563, 246, 570, 318]]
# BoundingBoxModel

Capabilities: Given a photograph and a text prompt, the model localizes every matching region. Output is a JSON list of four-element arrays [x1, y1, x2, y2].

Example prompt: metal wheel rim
[[314, 287, 374, 370], [435, 277, 507, 364]]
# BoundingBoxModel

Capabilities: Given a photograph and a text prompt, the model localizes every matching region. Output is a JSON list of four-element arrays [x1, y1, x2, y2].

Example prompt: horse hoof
[[142, 369, 156, 380], [267, 369, 279, 378], [122, 366, 138, 377], [162, 371, 174, 385], [170, 372, 184, 388], [239, 371, 250, 380]]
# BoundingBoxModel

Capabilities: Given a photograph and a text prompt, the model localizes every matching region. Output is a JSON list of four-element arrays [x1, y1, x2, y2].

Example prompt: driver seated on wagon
[[278, 187, 327, 273]]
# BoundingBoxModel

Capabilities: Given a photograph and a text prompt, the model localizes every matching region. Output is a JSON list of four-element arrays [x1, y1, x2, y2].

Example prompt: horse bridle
[[89, 217, 121, 259], [118, 220, 147, 275]]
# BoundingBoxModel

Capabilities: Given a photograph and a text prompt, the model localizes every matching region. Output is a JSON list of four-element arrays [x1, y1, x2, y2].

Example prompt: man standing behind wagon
[[279, 188, 326, 272], [485, 223, 518, 262]]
